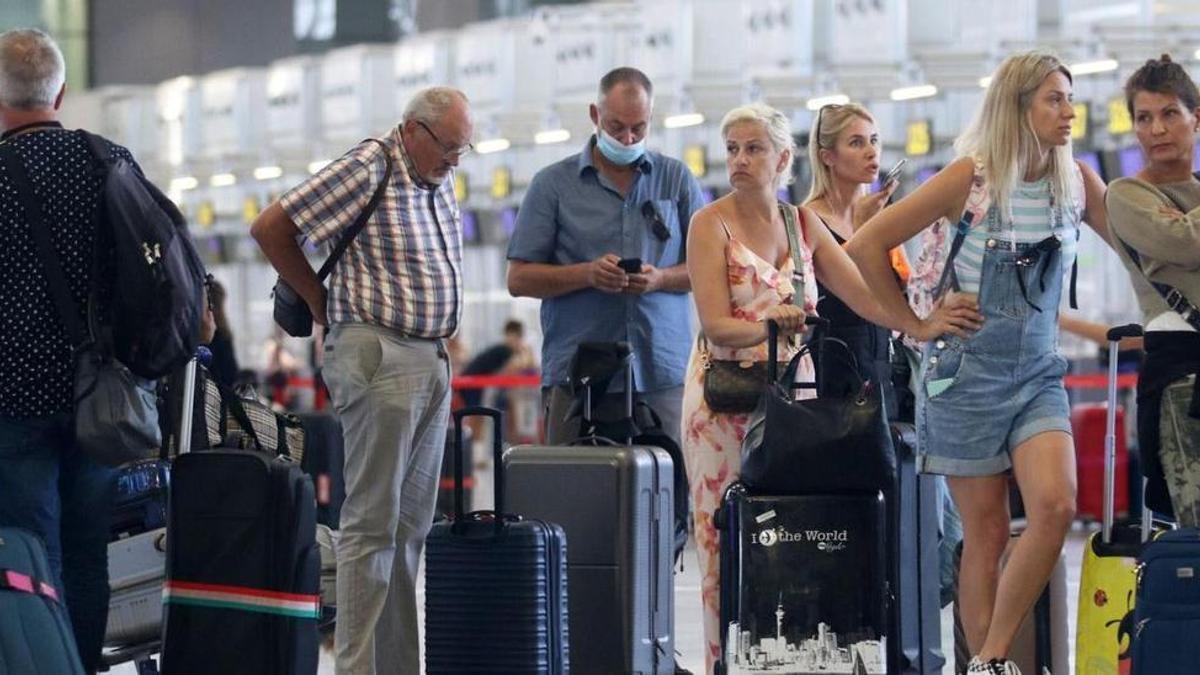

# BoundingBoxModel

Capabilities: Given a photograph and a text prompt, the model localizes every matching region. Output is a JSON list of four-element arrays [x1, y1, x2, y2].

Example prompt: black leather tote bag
[[740, 322, 895, 494]]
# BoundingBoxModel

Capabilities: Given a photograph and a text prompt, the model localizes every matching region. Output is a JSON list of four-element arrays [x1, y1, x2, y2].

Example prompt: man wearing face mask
[[507, 67, 705, 450]]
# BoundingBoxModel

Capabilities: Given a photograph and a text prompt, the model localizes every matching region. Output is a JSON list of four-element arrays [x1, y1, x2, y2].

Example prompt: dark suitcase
[[296, 411, 345, 529], [425, 407, 569, 674], [717, 483, 889, 674], [0, 527, 85, 675], [161, 450, 320, 675], [1131, 528, 1200, 675], [891, 423, 946, 674], [506, 445, 674, 674]]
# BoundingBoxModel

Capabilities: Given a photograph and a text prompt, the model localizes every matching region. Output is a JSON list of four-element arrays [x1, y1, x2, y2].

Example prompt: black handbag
[[273, 138, 393, 337], [1, 141, 161, 467], [740, 322, 896, 494], [698, 335, 785, 413], [699, 202, 807, 414]]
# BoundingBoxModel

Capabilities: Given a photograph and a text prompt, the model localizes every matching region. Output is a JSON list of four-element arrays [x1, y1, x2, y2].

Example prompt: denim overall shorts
[[916, 203, 1075, 476]]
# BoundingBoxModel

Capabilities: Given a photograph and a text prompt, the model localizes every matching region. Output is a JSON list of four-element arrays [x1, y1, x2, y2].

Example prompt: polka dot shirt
[[0, 124, 136, 419]]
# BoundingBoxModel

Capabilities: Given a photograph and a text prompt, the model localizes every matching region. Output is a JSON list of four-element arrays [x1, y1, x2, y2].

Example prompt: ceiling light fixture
[[890, 84, 938, 101]]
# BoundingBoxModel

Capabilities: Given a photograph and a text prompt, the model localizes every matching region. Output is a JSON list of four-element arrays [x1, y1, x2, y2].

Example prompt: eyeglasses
[[641, 202, 671, 242], [415, 120, 474, 160]]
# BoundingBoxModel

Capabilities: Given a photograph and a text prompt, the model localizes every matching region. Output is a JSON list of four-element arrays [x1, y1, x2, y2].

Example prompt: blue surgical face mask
[[595, 128, 646, 166]]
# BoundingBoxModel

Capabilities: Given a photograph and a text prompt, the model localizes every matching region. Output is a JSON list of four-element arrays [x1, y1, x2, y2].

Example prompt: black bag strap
[[314, 138, 394, 283], [1116, 181, 1200, 331], [214, 380, 267, 454], [0, 142, 90, 348]]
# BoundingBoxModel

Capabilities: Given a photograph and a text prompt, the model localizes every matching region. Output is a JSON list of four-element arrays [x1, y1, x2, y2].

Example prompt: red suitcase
[[1072, 403, 1128, 522]]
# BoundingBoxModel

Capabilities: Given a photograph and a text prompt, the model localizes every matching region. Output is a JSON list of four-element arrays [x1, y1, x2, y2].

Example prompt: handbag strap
[[314, 138, 394, 283], [0, 142, 90, 348], [216, 381, 267, 454], [1117, 183, 1200, 331], [780, 202, 807, 310]]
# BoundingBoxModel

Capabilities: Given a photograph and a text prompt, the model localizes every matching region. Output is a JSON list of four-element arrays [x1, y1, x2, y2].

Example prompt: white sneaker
[[966, 657, 1022, 675]]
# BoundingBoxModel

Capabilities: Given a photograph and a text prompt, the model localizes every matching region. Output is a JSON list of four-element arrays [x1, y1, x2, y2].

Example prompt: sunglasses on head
[[641, 202, 671, 242], [814, 103, 843, 146]]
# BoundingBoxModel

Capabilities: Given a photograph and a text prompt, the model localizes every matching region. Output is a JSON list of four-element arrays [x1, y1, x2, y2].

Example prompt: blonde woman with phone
[[803, 102, 915, 416]]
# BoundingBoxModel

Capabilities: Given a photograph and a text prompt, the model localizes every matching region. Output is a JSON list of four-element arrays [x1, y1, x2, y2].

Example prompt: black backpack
[[83, 131, 206, 379]]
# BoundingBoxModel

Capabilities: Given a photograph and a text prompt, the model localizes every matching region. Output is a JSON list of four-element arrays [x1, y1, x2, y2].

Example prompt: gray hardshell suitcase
[[506, 445, 674, 674], [505, 346, 674, 674], [105, 528, 168, 645]]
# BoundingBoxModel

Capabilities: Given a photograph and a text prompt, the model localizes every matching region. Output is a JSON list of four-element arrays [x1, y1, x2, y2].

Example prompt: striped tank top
[[953, 178, 1079, 295]]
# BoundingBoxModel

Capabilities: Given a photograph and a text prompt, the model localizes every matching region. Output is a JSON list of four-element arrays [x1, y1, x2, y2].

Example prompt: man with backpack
[[0, 28, 171, 673]]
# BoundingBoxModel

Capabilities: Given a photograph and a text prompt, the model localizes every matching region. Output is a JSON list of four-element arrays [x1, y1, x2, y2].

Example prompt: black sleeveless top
[[810, 221, 901, 420]]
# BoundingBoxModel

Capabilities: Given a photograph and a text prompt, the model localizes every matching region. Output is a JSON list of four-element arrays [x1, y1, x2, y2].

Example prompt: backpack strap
[[315, 138, 394, 283], [932, 160, 990, 300], [0, 142, 90, 349]]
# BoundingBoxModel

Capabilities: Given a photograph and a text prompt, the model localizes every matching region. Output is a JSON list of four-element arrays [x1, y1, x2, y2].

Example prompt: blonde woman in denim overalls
[[847, 51, 1110, 675]]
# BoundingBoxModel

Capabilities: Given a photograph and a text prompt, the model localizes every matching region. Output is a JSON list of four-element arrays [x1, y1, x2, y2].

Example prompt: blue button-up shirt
[[507, 136, 705, 391]]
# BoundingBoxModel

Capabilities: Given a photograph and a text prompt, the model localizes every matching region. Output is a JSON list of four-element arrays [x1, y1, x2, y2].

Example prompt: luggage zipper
[[1134, 617, 1150, 639]]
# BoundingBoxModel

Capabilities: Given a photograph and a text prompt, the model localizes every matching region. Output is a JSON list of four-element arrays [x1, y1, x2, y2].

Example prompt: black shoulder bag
[[273, 138, 393, 337]]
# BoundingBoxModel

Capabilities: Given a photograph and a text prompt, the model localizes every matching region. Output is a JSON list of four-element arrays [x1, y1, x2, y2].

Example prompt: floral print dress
[[680, 213, 819, 673]]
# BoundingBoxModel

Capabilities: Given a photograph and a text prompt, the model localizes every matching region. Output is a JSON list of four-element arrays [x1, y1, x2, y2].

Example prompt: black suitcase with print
[[717, 483, 889, 674]]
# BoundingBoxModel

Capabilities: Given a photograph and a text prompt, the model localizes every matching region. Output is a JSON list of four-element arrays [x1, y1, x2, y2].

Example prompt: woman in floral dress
[[682, 103, 974, 673]]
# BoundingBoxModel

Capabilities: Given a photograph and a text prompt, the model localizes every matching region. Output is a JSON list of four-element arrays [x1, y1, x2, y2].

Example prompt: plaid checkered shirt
[[280, 127, 463, 337]]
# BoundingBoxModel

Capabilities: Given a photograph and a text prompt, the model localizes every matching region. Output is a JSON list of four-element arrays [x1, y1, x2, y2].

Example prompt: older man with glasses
[[252, 86, 471, 675]]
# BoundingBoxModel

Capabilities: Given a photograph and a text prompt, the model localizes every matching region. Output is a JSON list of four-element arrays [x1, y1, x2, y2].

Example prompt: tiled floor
[[108, 528, 1090, 674]]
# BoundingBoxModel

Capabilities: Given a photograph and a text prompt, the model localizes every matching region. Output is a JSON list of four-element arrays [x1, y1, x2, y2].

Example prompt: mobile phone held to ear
[[882, 158, 907, 186], [618, 257, 643, 274]]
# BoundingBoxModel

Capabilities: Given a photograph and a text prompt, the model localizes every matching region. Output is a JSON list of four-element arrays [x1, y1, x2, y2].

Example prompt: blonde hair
[[955, 49, 1078, 218], [804, 102, 875, 207], [720, 102, 796, 189]]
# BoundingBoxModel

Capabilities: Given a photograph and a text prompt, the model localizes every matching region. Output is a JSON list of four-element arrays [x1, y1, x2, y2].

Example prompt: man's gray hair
[[0, 28, 65, 110], [402, 86, 468, 124]]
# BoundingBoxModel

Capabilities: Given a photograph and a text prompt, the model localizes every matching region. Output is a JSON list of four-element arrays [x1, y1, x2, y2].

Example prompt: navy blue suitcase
[[110, 458, 171, 539], [425, 407, 569, 674], [0, 527, 85, 675], [1132, 528, 1200, 674]]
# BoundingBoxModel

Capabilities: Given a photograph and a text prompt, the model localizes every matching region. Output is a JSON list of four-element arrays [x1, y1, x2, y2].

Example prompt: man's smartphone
[[617, 257, 643, 274], [881, 158, 907, 186]]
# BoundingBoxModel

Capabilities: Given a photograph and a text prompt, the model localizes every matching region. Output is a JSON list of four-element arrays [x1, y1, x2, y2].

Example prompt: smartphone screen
[[618, 258, 642, 274]]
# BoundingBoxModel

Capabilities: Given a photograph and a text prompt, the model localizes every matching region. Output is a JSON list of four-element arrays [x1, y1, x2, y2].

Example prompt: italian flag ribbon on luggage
[[163, 580, 320, 619]]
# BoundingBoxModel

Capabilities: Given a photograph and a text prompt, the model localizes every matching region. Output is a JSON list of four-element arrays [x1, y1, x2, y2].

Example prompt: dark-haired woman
[[1105, 54, 1200, 526]]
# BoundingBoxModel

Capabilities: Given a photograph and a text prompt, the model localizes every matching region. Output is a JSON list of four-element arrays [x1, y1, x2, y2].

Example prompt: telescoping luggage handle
[[178, 356, 200, 455], [452, 406, 508, 535], [1102, 324, 1146, 545]]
